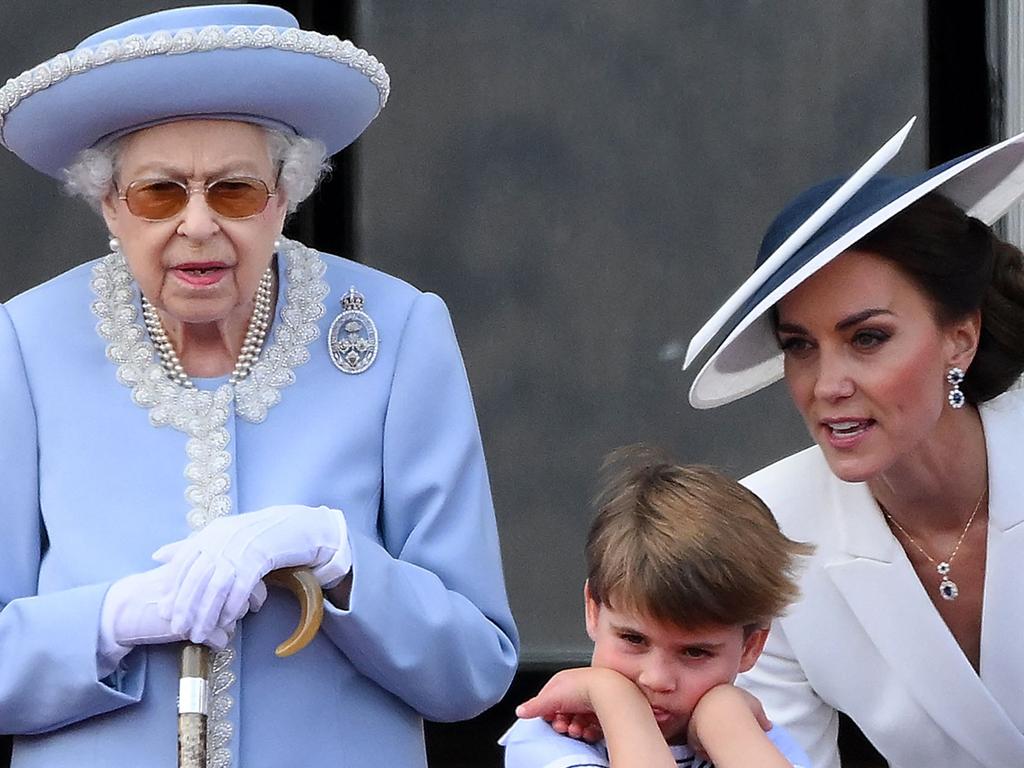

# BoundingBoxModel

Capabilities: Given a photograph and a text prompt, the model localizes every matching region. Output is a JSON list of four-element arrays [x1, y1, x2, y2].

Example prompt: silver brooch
[[328, 287, 379, 374]]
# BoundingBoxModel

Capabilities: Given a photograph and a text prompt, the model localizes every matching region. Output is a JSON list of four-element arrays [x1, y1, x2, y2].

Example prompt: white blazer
[[738, 387, 1024, 768]]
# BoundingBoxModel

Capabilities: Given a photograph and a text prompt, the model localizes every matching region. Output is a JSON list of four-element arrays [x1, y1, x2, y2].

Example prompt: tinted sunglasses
[[117, 177, 277, 221]]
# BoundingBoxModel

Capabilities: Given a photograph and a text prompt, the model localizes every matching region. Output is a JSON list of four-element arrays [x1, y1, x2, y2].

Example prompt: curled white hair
[[63, 146, 119, 212], [263, 129, 331, 213], [63, 125, 331, 214]]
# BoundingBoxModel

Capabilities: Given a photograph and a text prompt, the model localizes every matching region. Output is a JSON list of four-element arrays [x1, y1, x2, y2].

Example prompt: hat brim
[[683, 118, 917, 372], [0, 5, 389, 178], [686, 124, 1024, 409]]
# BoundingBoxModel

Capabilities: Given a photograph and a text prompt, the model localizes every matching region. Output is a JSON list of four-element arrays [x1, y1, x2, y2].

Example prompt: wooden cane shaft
[[178, 712, 207, 768], [178, 644, 210, 768]]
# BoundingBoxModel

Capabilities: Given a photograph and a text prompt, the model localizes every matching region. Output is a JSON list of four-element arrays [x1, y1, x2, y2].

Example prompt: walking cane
[[177, 567, 325, 768]]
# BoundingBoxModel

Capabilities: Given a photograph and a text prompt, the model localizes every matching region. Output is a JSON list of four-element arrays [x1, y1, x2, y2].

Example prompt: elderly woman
[[0, 5, 517, 768], [684, 119, 1024, 768]]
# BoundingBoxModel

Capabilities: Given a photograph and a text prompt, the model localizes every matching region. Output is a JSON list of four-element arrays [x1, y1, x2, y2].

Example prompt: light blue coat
[[0, 245, 519, 767]]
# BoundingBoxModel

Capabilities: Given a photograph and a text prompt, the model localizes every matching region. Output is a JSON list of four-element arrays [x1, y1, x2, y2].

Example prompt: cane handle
[[264, 567, 325, 657]]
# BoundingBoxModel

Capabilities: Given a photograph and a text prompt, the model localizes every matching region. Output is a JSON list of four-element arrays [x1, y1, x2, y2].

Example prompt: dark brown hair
[[586, 445, 812, 629], [855, 192, 1024, 403]]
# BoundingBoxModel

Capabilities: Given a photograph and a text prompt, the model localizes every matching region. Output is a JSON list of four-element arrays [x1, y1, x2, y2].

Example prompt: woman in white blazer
[[683, 119, 1024, 768]]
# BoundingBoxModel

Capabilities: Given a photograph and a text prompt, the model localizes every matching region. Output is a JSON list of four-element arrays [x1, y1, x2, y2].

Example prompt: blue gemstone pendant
[[937, 562, 958, 600]]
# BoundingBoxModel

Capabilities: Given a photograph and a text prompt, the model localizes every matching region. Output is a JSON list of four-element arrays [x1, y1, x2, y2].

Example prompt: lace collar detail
[[91, 236, 328, 429]]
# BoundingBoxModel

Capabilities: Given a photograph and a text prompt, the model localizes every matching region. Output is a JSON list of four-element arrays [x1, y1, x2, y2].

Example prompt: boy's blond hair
[[586, 445, 812, 628]]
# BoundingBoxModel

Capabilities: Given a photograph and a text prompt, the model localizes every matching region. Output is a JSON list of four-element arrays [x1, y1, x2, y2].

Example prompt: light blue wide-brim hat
[[0, 4, 390, 178], [683, 117, 1024, 409]]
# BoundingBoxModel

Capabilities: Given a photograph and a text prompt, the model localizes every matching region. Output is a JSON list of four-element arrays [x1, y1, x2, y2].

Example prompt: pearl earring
[[108, 236, 121, 254], [946, 367, 965, 409]]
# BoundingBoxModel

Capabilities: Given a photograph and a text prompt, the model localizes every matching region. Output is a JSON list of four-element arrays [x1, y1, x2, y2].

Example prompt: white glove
[[152, 504, 351, 644], [98, 563, 261, 674]]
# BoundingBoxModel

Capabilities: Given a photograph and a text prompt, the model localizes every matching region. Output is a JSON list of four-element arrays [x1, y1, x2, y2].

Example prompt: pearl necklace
[[881, 489, 986, 601], [142, 268, 275, 389]]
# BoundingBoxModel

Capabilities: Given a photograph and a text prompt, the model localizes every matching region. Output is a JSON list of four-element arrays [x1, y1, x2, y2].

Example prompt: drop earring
[[108, 236, 121, 254], [946, 367, 965, 409]]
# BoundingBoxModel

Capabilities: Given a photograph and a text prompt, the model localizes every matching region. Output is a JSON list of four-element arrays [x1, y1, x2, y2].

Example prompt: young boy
[[501, 446, 812, 768]]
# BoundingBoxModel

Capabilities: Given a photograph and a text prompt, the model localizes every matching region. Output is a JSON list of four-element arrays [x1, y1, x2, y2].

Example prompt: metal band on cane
[[178, 677, 210, 716]]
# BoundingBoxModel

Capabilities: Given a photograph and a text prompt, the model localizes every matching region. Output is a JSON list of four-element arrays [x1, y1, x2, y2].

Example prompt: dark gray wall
[[1, 2, 926, 664], [355, 1, 927, 663]]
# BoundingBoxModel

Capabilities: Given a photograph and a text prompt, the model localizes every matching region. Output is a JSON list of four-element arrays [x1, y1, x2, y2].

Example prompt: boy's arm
[[688, 684, 794, 768], [516, 667, 676, 768]]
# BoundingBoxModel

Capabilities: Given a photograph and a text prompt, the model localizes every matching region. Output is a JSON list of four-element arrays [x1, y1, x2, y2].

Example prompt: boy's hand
[[549, 711, 603, 743], [516, 667, 629, 743], [516, 667, 600, 716], [520, 667, 677, 768]]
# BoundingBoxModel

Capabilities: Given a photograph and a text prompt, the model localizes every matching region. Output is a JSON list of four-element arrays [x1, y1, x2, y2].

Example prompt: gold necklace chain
[[880, 489, 986, 602]]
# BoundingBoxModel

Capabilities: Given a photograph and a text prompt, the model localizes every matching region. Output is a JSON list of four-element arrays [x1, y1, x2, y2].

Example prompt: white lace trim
[[90, 238, 328, 767], [0, 24, 389, 136], [207, 647, 237, 768]]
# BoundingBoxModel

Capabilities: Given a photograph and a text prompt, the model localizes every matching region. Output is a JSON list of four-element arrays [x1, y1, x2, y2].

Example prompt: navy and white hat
[[684, 117, 1024, 409], [0, 4, 390, 178]]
